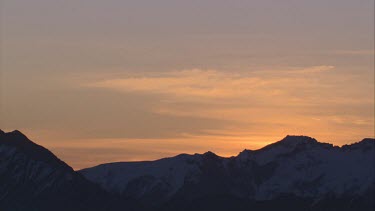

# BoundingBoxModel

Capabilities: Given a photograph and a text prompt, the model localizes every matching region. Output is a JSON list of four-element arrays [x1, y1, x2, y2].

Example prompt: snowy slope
[[80, 135, 375, 208]]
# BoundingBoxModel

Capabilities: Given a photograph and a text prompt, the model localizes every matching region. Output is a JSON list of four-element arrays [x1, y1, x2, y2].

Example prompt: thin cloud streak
[[333, 50, 374, 56], [85, 66, 335, 99], [82, 67, 374, 144], [85, 69, 266, 98]]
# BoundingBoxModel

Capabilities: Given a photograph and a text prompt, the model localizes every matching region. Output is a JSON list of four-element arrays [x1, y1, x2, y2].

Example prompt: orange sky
[[1, 0, 374, 169]]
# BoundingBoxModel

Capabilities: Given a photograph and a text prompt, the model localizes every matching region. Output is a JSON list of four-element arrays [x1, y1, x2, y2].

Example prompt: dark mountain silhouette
[[0, 130, 374, 211], [0, 130, 115, 211]]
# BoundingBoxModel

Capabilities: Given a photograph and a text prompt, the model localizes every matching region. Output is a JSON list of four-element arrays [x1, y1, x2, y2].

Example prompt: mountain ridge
[[0, 130, 374, 211], [79, 133, 374, 210], [80, 135, 373, 168]]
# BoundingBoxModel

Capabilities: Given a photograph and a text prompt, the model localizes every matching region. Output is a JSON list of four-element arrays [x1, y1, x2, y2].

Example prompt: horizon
[[1, 129, 374, 169], [1, 0, 374, 169]]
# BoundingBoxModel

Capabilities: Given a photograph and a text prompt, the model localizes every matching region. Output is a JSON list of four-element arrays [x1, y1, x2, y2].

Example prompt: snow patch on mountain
[[80, 153, 202, 196], [80, 136, 375, 201]]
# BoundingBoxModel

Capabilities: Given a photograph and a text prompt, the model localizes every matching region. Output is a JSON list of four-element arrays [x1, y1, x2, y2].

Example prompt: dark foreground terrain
[[0, 130, 374, 211]]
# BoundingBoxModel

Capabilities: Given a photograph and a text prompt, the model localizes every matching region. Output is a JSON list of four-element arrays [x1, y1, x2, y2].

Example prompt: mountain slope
[[80, 135, 375, 211], [0, 130, 112, 211], [1, 130, 373, 211]]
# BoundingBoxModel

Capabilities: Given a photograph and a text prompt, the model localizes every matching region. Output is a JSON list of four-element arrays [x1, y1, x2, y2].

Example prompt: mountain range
[[0, 129, 374, 211]]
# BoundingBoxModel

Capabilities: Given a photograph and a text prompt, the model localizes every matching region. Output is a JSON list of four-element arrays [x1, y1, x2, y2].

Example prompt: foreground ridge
[[0, 130, 113, 211]]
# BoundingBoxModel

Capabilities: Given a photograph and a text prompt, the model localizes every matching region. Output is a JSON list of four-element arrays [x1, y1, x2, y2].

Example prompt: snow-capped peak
[[80, 136, 374, 205]]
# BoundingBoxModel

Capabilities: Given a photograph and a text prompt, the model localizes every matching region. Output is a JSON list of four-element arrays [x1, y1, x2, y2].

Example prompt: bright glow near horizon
[[1, 0, 374, 169]]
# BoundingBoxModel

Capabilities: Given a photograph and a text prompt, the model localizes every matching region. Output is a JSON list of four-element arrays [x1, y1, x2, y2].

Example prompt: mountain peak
[[11, 129, 24, 135], [0, 129, 33, 146], [342, 138, 375, 151], [279, 135, 318, 145], [202, 151, 218, 158], [359, 138, 375, 143], [9, 129, 28, 139], [238, 136, 319, 159], [0, 129, 69, 168], [258, 135, 319, 150], [264, 135, 320, 151]]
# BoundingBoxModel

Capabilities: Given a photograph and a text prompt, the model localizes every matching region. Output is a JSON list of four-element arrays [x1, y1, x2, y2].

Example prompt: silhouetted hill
[[0, 130, 113, 211]]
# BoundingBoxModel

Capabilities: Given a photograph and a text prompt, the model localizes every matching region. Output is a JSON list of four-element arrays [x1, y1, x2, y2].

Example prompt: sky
[[1, 0, 374, 169]]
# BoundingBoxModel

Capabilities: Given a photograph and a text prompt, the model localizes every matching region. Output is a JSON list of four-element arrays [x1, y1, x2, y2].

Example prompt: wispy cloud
[[86, 69, 267, 98], [83, 66, 363, 124], [85, 66, 334, 100], [79, 66, 374, 154], [253, 65, 335, 75], [333, 50, 374, 56], [287, 65, 335, 74]]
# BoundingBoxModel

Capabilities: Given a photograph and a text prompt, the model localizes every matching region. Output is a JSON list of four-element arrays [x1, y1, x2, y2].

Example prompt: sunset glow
[[1, 0, 374, 169]]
